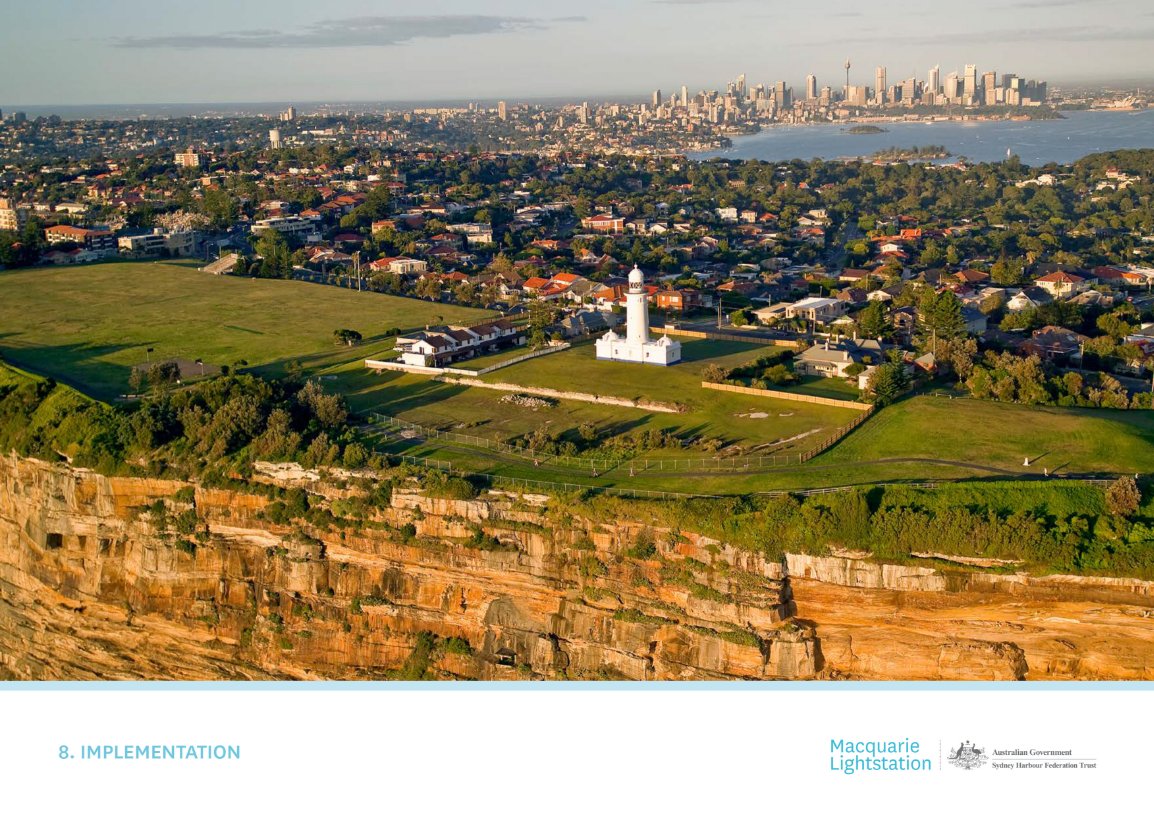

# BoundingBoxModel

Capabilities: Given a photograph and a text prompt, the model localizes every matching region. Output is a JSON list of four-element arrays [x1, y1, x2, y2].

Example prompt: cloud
[[112, 15, 581, 50], [1011, 0, 1111, 6], [811, 24, 1154, 47], [651, 0, 742, 5]]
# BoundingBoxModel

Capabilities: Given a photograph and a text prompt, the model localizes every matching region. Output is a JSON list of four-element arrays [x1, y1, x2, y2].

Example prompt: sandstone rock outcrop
[[1, 454, 1152, 681]]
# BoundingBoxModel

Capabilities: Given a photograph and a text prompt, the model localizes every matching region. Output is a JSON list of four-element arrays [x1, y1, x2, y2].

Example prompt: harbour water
[[694, 109, 1154, 166]]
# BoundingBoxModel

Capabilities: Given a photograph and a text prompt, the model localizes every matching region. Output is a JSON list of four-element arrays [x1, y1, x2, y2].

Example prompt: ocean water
[[695, 109, 1154, 166]]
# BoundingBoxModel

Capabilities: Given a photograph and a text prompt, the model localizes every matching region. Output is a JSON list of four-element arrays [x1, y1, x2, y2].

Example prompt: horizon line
[[6, 76, 1154, 113]]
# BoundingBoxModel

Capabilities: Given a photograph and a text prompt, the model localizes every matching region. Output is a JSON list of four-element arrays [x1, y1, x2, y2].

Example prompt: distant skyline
[[4, 0, 1154, 106]]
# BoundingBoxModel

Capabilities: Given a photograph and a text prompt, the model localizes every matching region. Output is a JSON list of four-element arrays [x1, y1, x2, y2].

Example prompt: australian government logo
[[947, 741, 988, 770], [945, 740, 1098, 773]]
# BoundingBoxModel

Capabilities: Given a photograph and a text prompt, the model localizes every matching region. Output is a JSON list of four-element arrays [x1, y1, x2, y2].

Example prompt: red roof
[[1037, 271, 1084, 284]]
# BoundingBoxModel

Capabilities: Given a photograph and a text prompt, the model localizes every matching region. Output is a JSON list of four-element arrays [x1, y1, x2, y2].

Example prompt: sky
[[4, 0, 1154, 106]]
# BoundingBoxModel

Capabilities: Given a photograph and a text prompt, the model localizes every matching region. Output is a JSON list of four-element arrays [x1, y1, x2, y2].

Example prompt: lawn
[[816, 395, 1154, 475], [783, 376, 863, 401], [8, 262, 1152, 492], [446, 341, 539, 372], [0, 261, 491, 399], [334, 338, 862, 465], [483, 338, 784, 406]]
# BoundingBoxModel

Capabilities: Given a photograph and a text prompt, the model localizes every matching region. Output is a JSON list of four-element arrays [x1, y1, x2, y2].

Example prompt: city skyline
[[4, 0, 1154, 106]]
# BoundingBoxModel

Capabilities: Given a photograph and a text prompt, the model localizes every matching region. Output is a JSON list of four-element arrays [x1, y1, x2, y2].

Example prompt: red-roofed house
[[955, 268, 990, 285], [1036, 271, 1090, 298], [581, 213, 624, 234], [369, 256, 427, 275], [44, 224, 116, 254]]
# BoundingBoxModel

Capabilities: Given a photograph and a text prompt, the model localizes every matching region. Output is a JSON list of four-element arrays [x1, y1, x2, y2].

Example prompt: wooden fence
[[467, 343, 568, 375], [663, 326, 805, 349], [798, 407, 877, 463], [702, 381, 872, 411]]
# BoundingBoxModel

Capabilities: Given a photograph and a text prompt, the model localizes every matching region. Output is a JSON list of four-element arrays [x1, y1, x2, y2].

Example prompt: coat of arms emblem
[[947, 741, 987, 770]]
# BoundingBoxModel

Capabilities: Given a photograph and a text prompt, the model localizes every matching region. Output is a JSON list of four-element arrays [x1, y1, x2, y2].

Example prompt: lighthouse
[[595, 266, 681, 365], [626, 265, 650, 345]]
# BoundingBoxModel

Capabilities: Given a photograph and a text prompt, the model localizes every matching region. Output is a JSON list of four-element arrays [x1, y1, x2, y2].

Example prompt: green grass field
[[0, 261, 491, 399], [355, 338, 863, 456], [818, 395, 1154, 475], [480, 338, 768, 406], [785, 376, 863, 401], [3, 261, 1153, 494]]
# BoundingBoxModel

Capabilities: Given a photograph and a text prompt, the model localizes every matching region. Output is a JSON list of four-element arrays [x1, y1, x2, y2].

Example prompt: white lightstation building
[[595, 266, 681, 365]]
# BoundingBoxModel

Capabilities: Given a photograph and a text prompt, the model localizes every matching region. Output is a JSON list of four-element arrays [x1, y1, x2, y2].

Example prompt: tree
[[298, 380, 349, 428], [453, 281, 478, 305], [333, 329, 363, 346], [702, 364, 728, 383], [920, 289, 965, 347], [867, 362, 909, 407], [1105, 476, 1142, 518], [527, 300, 556, 347], [200, 187, 239, 229], [856, 301, 887, 339], [990, 256, 1026, 286], [414, 277, 442, 302], [943, 337, 979, 381], [253, 229, 292, 278], [146, 361, 181, 391], [1097, 312, 1135, 340], [340, 184, 391, 230]]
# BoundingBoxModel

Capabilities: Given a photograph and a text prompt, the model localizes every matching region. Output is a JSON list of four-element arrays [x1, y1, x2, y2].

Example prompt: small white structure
[[595, 266, 681, 365]]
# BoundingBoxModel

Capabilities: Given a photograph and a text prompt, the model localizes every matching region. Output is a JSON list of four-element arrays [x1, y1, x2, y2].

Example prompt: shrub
[[702, 363, 728, 384], [626, 527, 657, 560], [1106, 476, 1142, 518]]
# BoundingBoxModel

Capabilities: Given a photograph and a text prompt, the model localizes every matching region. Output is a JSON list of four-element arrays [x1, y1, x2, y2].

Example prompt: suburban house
[[1006, 287, 1052, 312], [655, 289, 704, 313], [554, 309, 621, 338], [1020, 326, 1088, 361], [794, 338, 883, 379], [1093, 266, 1148, 288], [447, 223, 494, 245], [962, 307, 989, 335], [955, 268, 991, 286], [394, 319, 522, 367], [784, 296, 849, 325], [892, 306, 917, 333], [752, 303, 789, 324], [580, 213, 625, 234], [369, 256, 428, 276], [1035, 271, 1091, 298]]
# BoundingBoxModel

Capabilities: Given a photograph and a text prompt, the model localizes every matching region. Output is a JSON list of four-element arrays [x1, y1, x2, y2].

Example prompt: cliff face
[[1, 454, 1151, 681]]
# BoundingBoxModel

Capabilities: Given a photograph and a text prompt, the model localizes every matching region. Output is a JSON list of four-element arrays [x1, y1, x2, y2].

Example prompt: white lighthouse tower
[[595, 266, 681, 365]]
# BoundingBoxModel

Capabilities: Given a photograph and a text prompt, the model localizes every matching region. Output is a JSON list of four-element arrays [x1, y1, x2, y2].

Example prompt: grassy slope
[[818, 395, 1154, 475], [465, 337, 861, 450], [0, 261, 491, 399]]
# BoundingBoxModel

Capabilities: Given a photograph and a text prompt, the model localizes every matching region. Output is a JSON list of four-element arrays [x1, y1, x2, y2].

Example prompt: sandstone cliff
[[1, 454, 1151, 680]]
